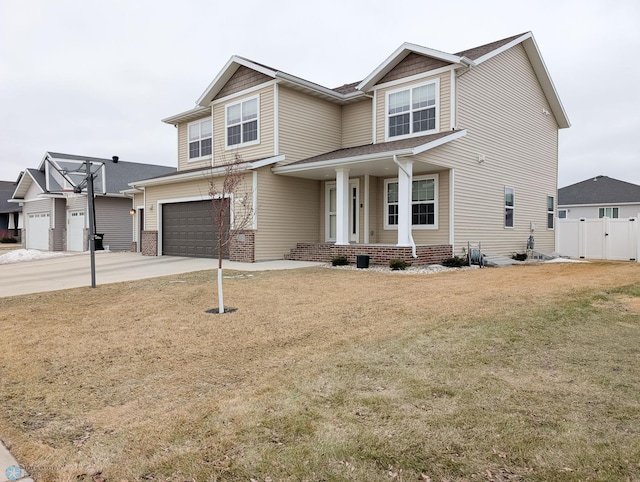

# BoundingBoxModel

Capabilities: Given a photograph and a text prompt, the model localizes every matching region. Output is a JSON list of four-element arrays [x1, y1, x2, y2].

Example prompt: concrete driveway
[[0, 251, 322, 298]]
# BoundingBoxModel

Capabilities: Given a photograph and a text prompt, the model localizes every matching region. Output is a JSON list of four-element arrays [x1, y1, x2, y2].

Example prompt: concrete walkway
[[0, 251, 323, 298], [1, 440, 32, 482]]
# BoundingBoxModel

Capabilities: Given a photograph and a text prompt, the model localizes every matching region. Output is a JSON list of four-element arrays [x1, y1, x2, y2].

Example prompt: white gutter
[[393, 154, 417, 259]]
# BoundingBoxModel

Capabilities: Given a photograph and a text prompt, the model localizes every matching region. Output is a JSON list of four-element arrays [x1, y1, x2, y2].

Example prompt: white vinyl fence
[[557, 216, 639, 261]]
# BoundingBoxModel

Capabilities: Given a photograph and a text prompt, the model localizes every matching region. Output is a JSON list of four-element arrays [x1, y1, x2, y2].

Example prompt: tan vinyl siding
[[177, 118, 213, 172], [255, 166, 320, 260], [342, 100, 373, 148], [23, 198, 52, 217], [433, 44, 559, 256], [143, 178, 214, 231], [212, 86, 275, 163], [373, 169, 449, 245], [95, 197, 133, 251], [277, 86, 342, 165], [375, 71, 451, 143]]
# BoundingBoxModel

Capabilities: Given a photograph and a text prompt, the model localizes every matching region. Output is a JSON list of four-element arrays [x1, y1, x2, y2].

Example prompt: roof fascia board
[[162, 106, 211, 125], [197, 56, 277, 106], [275, 73, 348, 102], [472, 32, 532, 65], [370, 64, 457, 91], [273, 130, 465, 175], [10, 170, 39, 200], [358, 42, 465, 92], [412, 129, 467, 154], [273, 148, 415, 174], [559, 202, 640, 208], [130, 155, 284, 188]]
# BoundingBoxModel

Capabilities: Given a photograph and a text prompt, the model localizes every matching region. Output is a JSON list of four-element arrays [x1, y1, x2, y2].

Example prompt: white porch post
[[335, 168, 350, 245], [396, 159, 413, 246]]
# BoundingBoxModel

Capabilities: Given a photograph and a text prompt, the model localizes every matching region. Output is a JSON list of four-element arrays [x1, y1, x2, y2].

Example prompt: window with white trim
[[547, 195, 555, 229], [386, 80, 438, 140], [384, 175, 438, 229], [505, 187, 515, 228], [188, 118, 212, 160], [558, 209, 567, 219], [599, 207, 619, 218], [226, 96, 258, 147]]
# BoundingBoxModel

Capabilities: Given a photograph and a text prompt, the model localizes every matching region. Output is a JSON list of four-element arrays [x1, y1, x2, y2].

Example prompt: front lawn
[[1, 262, 639, 481]]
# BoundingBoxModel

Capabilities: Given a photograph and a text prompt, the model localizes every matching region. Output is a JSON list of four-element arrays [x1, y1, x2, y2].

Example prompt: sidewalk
[[0, 251, 323, 297], [1, 441, 32, 481]]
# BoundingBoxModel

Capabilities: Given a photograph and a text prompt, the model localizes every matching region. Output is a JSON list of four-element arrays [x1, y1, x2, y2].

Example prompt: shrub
[[512, 252, 528, 261], [389, 258, 410, 270], [331, 256, 349, 266], [441, 255, 468, 268], [1, 237, 17, 244]]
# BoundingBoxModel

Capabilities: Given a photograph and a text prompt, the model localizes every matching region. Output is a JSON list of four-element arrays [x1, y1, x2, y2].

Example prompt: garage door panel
[[162, 200, 229, 258], [27, 212, 50, 250]]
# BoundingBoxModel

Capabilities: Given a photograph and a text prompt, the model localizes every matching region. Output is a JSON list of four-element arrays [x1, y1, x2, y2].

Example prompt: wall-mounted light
[[478, 154, 486, 164], [130, 208, 136, 216]]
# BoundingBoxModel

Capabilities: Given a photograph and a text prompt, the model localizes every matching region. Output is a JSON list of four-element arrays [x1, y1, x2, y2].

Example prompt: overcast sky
[[1, 0, 638, 188]]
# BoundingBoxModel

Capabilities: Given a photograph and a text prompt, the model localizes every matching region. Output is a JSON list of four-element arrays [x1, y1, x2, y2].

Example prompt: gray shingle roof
[[45, 152, 176, 194], [285, 131, 462, 166], [558, 176, 640, 205], [0, 180, 21, 213]]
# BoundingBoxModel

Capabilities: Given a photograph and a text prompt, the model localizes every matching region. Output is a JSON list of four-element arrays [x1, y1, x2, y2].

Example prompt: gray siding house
[[558, 176, 640, 220], [11, 152, 175, 252]]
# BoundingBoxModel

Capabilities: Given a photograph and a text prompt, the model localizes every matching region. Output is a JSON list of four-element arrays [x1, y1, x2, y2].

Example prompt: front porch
[[285, 242, 452, 266]]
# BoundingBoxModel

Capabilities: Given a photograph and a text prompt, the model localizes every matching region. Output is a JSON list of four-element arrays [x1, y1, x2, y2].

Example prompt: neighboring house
[[0, 180, 22, 239], [129, 31, 569, 264], [558, 175, 640, 219], [11, 152, 175, 252]]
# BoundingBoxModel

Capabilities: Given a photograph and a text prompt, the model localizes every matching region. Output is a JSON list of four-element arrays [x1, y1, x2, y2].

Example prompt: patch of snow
[[0, 249, 79, 264], [544, 258, 589, 264]]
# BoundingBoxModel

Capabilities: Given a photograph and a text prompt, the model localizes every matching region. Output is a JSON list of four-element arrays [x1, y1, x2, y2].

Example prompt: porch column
[[335, 168, 350, 245], [396, 159, 413, 246]]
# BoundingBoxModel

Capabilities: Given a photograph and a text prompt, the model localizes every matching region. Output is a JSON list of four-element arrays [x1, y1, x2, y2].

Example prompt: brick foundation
[[131, 241, 137, 252], [229, 230, 255, 263], [285, 243, 453, 266], [141, 231, 158, 256]]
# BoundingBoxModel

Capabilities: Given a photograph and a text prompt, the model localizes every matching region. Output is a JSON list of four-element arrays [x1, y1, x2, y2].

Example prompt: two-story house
[[128, 32, 569, 264]]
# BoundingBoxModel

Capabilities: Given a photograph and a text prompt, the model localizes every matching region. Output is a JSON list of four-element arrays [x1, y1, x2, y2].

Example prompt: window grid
[[188, 118, 212, 160], [226, 97, 258, 147], [387, 81, 437, 140], [385, 176, 437, 228]]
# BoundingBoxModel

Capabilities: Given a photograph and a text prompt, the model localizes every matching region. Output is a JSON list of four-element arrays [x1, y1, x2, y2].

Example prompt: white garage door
[[67, 210, 85, 251], [26, 212, 50, 250]]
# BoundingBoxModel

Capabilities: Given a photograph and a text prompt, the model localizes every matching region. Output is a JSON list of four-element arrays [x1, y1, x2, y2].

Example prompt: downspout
[[392, 154, 417, 258]]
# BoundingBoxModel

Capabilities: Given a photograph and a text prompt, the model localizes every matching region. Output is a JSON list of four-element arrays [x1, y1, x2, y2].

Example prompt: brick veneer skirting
[[130, 241, 137, 252], [141, 231, 158, 256], [229, 230, 255, 263], [285, 243, 453, 266]]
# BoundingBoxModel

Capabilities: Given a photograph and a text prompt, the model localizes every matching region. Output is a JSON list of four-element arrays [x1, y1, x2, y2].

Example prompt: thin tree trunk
[[217, 267, 224, 314]]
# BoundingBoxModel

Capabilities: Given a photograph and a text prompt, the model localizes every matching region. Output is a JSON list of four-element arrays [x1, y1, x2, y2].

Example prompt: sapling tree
[[208, 153, 255, 313]]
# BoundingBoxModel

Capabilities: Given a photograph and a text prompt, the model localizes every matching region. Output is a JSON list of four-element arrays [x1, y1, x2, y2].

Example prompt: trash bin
[[94, 234, 104, 251], [356, 255, 370, 269]]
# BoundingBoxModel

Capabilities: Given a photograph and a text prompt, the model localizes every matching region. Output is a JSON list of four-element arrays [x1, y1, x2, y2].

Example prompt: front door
[[326, 180, 359, 242]]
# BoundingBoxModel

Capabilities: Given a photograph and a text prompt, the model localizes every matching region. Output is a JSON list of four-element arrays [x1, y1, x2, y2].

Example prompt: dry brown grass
[[1, 261, 639, 481]]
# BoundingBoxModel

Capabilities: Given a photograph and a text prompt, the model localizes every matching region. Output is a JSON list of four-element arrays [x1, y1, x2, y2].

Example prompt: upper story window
[[386, 80, 438, 140], [226, 96, 259, 148], [599, 207, 619, 218], [385, 175, 438, 229], [188, 118, 212, 160]]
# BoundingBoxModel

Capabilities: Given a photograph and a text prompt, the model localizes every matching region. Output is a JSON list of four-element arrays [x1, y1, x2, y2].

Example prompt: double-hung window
[[547, 196, 555, 229], [188, 118, 212, 160], [386, 80, 438, 140], [505, 187, 515, 228], [599, 207, 619, 218], [385, 175, 437, 229], [226, 96, 258, 148]]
